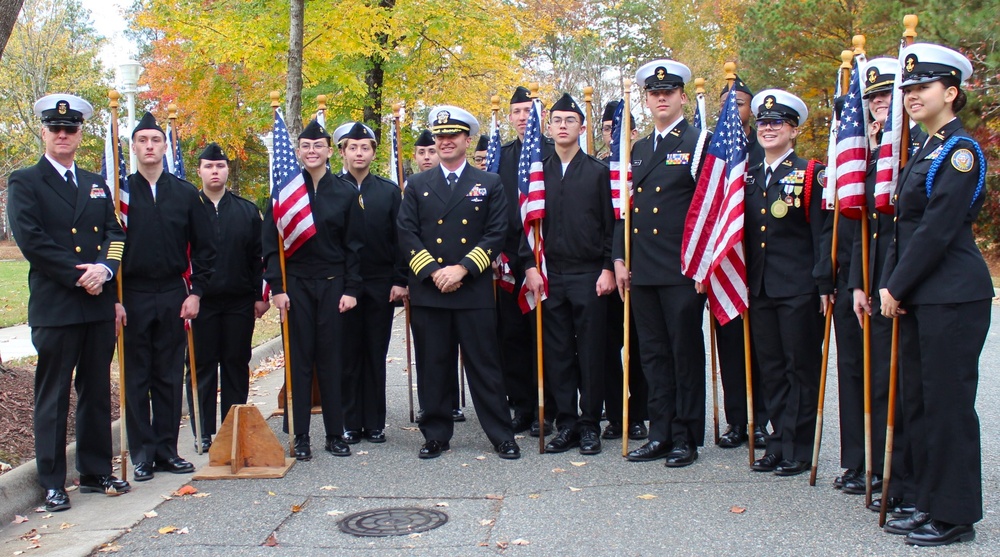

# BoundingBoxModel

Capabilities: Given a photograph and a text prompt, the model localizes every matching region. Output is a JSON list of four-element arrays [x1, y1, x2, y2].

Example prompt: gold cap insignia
[[655, 67, 666, 80], [763, 96, 775, 110], [437, 111, 450, 124], [905, 54, 916, 73], [57, 100, 68, 114], [868, 69, 877, 83]]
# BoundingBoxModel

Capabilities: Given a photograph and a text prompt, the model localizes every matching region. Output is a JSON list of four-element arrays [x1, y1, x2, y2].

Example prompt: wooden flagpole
[[703, 73, 719, 447], [108, 89, 129, 481], [879, 13, 918, 527], [620, 79, 634, 458], [392, 103, 416, 424], [528, 83, 546, 454], [583, 86, 594, 155]]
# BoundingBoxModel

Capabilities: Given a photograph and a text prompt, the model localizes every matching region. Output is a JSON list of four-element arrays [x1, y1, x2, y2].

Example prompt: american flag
[[874, 69, 903, 213], [485, 111, 502, 173], [680, 88, 748, 325], [270, 110, 316, 257], [162, 123, 185, 178], [835, 55, 868, 220], [517, 99, 547, 312], [693, 90, 707, 131], [608, 99, 632, 219], [822, 71, 843, 210], [100, 121, 129, 230]]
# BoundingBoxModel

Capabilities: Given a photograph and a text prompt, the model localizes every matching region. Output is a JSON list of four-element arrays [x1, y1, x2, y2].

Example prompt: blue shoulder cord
[[925, 136, 986, 207]]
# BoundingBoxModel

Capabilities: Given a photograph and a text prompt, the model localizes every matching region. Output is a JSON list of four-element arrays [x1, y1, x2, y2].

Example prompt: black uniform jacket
[[744, 152, 833, 298], [398, 165, 507, 309], [880, 118, 992, 304], [263, 170, 365, 297], [498, 136, 554, 282], [200, 190, 263, 300], [612, 119, 709, 286], [121, 171, 215, 296], [519, 149, 614, 274], [340, 172, 407, 286], [7, 157, 125, 326]]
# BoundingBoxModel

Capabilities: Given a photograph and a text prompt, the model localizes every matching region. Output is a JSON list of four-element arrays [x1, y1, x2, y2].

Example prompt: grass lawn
[[0, 261, 30, 327]]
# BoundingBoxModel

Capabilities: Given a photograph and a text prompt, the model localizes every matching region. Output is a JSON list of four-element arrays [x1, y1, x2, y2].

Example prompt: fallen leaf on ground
[[33, 508, 45, 514], [263, 533, 278, 547], [461, 463, 469, 467], [356, 450, 369, 455], [435, 502, 448, 507], [528, 494, 540, 499], [18, 529, 36, 540], [479, 519, 494, 526], [12, 515, 28, 524], [320, 485, 338, 491], [551, 468, 565, 473], [512, 538, 530, 545], [730, 506, 747, 514], [637, 494, 657, 500], [59, 522, 75, 529], [143, 511, 158, 519], [267, 491, 276, 496], [41, 514, 52, 519], [568, 487, 582, 492], [496, 541, 509, 549], [478, 542, 489, 547], [570, 461, 586, 467], [291, 504, 303, 513], [177, 527, 189, 534], [173, 485, 197, 496], [159, 495, 173, 501], [191, 492, 210, 498], [485, 494, 503, 500], [97, 543, 122, 553], [475, 456, 486, 461], [65, 485, 78, 492], [514, 434, 525, 440], [158, 526, 177, 534], [326, 510, 344, 516], [408, 533, 422, 538], [401, 427, 419, 432]]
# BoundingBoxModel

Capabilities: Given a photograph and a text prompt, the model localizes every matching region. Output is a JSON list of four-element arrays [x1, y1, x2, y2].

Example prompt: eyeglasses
[[46, 125, 81, 134], [550, 117, 580, 126], [298, 141, 329, 151], [601, 125, 614, 132], [757, 119, 789, 131], [473, 156, 486, 164]]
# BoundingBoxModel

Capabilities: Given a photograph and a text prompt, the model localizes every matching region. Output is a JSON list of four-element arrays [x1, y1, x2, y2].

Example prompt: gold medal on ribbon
[[794, 197, 801, 208], [771, 199, 788, 218]]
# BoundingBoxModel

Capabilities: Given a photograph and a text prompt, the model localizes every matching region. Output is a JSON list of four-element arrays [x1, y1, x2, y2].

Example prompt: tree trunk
[[0, 0, 25, 62], [363, 59, 385, 144], [285, 0, 304, 138]]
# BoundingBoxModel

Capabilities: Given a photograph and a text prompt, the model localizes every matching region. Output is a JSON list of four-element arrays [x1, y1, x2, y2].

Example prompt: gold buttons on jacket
[[760, 208, 766, 214], [475, 207, 480, 211], [437, 219, 443, 224], [461, 238, 467, 244], [760, 225, 766, 232], [436, 238, 442, 244], [75, 246, 81, 253], [637, 187, 643, 193], [94, 226, 99, 232], [655, 187, 661, 192], [633, 228, 638, 234], [873, 232, 878, 239], [71, 228, 77, 234], [760, 242, 766, 248], [437, 257, 443, 263], [96, 245, 101, 251], [462, 219, 468, 225], [652, 208, 658, 214], [634, 207, 639, 213], [872, 212, 878, 219], [653, 229, 658, 235]]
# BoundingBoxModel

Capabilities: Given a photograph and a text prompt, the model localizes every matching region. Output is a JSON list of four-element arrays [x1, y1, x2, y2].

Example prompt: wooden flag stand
[[193, 404, 295, 480], [272, 377, 323, 416]]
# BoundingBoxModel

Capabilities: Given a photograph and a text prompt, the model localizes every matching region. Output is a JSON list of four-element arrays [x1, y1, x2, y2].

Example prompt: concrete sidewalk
[[0, 324, 35, 362], [1, 309, 997, 556]]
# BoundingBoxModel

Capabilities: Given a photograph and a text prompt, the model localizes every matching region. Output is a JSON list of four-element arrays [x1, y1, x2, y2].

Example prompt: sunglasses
[[47, 124, 81, 134]]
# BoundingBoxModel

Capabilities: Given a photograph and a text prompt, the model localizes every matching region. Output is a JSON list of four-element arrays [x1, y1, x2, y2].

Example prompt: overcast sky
[[80, 0, 138, 78]]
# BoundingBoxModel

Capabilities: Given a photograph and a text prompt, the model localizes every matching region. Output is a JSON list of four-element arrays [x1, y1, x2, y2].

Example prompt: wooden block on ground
[[193, 405, 295, 480]]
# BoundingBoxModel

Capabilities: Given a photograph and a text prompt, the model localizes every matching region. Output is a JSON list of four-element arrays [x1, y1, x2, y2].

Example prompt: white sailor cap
[[428, 105, 479, 138], [899, 43, 973, 87], [335, 122, 376, 145], [33, 94, 93, 126], [635, 59, 691, 91], [751, 89, 809, 126], [861, 58, 900, 98]]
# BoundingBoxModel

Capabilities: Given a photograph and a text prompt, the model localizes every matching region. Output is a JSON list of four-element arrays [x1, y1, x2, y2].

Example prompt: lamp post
[[117, 60, 143, 173]]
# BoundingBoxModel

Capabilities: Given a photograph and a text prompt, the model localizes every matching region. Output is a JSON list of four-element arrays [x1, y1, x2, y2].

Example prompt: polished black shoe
[[418, 440, 450, 459], [905, 520, 975, 546], [452, 408, 466, 422], [529, 419, 553, 437], [625, 440, 670, 462], [365, 429, 386, 443], [415, 409, 424, 422], [133, 462, 154, 481], [341, 430, 362, 444], [664, 441, 698, 467], [495, 440, 521, 460], [44, 488, 70, 512], [602, 421, 623, 440], [774, 459, 809, 476], [194, 435, 212, 453], [842, 473, 882, 494], [293, 434, 312, 461], [545, 428, 580, 453], [834, 468, 860, 489], [511, 414, 533, 434], [884, 510, 930, 535], [79, 474, 131, 494], [154, 457, 195, 474], [867, 496, 902, 513], [717, 425, 747, 448], [579, 430, 602, 455], [628, 422, 648, 440], [753, 425, 767, 446], [891, 502, 919, 518], [751, 453, 780, 472], [325, 436, 351, 456]]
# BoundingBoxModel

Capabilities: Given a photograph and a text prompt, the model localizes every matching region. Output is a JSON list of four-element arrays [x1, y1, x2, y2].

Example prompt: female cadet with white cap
[[878, 43, 990, 547]]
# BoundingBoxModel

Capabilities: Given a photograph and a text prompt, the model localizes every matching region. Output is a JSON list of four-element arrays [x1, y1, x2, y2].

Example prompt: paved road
[[1, 306, 997, 556]]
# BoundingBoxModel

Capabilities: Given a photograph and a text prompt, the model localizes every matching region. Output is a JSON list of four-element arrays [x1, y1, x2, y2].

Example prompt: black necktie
[[765, 168, 773, 187], [654, 133, 668, 153], [65, 170, 76, 189], [448, 172, 458, 191]]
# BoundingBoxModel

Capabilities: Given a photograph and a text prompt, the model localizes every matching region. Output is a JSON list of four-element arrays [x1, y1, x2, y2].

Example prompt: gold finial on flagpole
[[270, 91, 280, 109]]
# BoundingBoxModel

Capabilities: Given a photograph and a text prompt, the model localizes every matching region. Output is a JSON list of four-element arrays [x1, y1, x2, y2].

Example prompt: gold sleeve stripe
[[106, 241, 125, 261], [410, 250, 434, 275], [468, 247, 490, 273]]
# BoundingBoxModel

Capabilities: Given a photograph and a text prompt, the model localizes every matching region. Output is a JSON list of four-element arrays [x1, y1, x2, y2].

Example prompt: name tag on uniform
[[89, 185, 107, 198], [467, 185, 487, 197], [665, 153, 691, 166], [633, 159, 642, 167]]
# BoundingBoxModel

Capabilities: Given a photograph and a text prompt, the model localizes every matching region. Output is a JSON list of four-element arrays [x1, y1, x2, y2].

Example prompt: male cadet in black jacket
[[522, 93, 616, 455], [336, 122, 408, 444], [398, 105, 519, 460], [497, 86, 554, 436], [7, 94, 129, 511], [614, 59, 710, 468], [186, 143, 268, 452], [122, 112, 216, 481]]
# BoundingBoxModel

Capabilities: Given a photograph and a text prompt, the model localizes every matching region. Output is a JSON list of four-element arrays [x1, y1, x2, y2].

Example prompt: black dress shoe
[[628, 422, 649, 440], [905, 520, 975, 546], [602, 421, 623, 440], [154, 457, 195, 474], [511, 414, 533, 434], [753, 425, 767, 446], [419, 440, 449, 459], [529, 419, 553, 437], [79, 474, 131, 494], [452, 408, 466, 422], [751, 453, 780, 472], [841, 475, 865, 494], [325, 436, 351, 456], [293, 434, 312, 461], [867, 496, 902, 513], [341, 430, 362, 444], [891, 502, 919, 518], [133, 462, 154, 482], [625, 440, 670, 462], [44, 488, 70, 512], [194, 435, 212, 452], [834, 468, 860, 489], [415, 409, 424, 422], [365, 429, 386, 443], [664, 441, 698, 467], [545, 428, 580, 453], [717, 425, 747, 448], [579, 430, 602, 455], [495, 440, 521, 460], [774, 459, 809, 476], [884, 510, 930, 535]]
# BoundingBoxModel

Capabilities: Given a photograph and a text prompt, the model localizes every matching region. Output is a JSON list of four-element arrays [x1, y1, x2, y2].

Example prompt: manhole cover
[[338, 507, 448, 537]]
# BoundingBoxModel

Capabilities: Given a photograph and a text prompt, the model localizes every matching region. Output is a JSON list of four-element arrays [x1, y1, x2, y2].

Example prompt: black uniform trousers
[[186, 296, 255, 437], [285, 275, 346, 437], [411, 306, 514, 447], [631, 284, 706, 447], [496, 287, 538, 416], [123, 284, 187, 464], [749, 292, 823, 461], [715, 314, 766, 428], [342, 278, 394, 432], [833, 287, 865, 469], [899, 301, 988, 525], [602, 292, 648, 423], [541, 272, 607, 433], [31, 321, 116, 489]]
